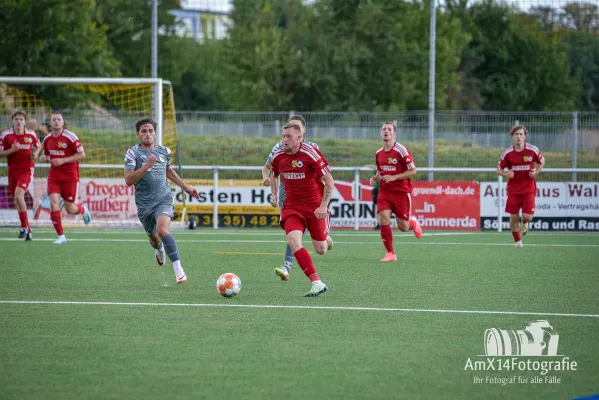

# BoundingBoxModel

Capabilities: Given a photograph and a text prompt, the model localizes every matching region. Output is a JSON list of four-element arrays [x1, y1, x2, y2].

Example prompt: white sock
[[58, 235, 66, 240], [312, 280, 322, 285], [173, 260, 182, 272]]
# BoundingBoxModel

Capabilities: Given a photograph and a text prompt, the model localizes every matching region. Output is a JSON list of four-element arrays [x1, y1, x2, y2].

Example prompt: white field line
[[0, 229, 476, 237], [0, 300, 597, 318], [0, 237, 597, 247]]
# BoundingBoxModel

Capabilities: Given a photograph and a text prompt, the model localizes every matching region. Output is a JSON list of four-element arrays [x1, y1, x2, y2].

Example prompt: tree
[[452, 0, 580, 111]]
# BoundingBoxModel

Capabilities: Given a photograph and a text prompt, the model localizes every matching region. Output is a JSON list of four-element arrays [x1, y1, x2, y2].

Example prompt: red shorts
[[505, 192, 536, 215], [280, 208, 330, 241], [48, 179, 79, 203], [376, 190, 412, 221], [8, 168, 33, 196]]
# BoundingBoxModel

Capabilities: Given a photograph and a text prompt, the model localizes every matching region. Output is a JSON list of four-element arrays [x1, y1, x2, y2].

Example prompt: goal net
[[0, 77, 178, 227]]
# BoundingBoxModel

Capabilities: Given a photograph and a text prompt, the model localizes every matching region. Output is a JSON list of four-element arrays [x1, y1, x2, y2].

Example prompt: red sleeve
[[498, 155, 509, 170], [33, 133, 40, 148], [271, 158, 280, 178], [312, 148, 331, 177], [0, 136, 4, 151], [401, 148, 415, 170], [535, 151, 545, 165], [43, 139, 49, 156], [69, 137, 84, 154]]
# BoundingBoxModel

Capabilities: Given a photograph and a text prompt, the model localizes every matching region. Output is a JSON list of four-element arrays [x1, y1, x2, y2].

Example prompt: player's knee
[[314, 242, 327, 255], [397, 221, 410, 232], [379, 215, 390, 225], [157, 226, 170, 238], [522, 214, 533, 223]]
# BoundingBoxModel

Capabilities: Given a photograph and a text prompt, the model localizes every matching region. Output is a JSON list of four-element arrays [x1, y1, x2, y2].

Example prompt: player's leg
[[282, 213, 327, 296], [9, 172, 31, 239], [520, 193, 535, 236], [139, 213, 167, 268], [13, 186, 32, 241], [48, 181, 67, 244], [394, 192, 422, 238], [505, 194, 523, 247], [309, 213, 331, 255], [155, 209, 186, 284], [277, 185, 296, 275], [377, 190, 396, 261], [62, 182, 91, 225]]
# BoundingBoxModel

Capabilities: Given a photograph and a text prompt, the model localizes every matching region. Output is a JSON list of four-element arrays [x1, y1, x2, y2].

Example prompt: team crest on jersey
[[388, 157, 398, 165], [523, 156, 531, 162], [24, 137, 32, 143], [57, 141, 67, 149], [292, 160, 303, 168], [159, 155, 166, 163]]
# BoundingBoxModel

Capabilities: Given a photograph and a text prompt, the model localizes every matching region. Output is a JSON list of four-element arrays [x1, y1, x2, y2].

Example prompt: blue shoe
[[82, 204, 92, 225]]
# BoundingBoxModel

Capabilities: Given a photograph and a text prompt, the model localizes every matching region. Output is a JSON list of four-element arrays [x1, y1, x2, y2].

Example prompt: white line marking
[[0, 237, 597, 247], [0, 229, 476, 237], [1, 300, 597, 318]]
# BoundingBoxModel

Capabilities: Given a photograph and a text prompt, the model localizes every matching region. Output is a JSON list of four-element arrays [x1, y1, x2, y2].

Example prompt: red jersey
[[0, 129, 40, 170], [271, 143, 331, 212], [498, 143, 545, 195], [43, 129, 84, 182], [375, 142, 415, 193]]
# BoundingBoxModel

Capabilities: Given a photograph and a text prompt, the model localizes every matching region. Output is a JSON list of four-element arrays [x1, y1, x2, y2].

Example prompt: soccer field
[[1, 228, 598, 400]]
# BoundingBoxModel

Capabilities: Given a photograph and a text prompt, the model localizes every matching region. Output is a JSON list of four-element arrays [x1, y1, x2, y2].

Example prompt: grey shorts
[[139, 203, 174, 237]]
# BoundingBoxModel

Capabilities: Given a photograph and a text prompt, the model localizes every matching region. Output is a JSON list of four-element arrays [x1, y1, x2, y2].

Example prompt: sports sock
[[151, 241, 164, 250], [18, 211, 30, 230], [380, 224, 394, 253], [161, 234, 180, 266], [74, 204, 85, 214], [50, 210, 64, 236], [294, 247, 319, 282], [284, 244, 294, 266], [512, 231, 521, 242]]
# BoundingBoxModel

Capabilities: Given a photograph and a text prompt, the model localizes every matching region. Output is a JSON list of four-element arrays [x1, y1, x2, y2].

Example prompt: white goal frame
[[0, 76, 167, 145]]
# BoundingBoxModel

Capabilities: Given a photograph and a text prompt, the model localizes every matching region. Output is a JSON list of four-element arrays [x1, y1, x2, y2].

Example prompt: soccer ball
[[216, 273, 241, 297]]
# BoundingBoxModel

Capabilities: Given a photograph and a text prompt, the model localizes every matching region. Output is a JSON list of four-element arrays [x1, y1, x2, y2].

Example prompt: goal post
[[0, 76, 179, 227]]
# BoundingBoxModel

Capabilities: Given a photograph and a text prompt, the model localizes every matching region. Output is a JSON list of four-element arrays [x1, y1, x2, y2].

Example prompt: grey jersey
[[266, 140, 319, 203], [125, 144, 173, 218]]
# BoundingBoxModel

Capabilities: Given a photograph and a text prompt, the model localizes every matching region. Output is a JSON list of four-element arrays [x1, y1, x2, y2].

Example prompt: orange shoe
[[411, 217, 423, 239], [380, 252, 397, 262]]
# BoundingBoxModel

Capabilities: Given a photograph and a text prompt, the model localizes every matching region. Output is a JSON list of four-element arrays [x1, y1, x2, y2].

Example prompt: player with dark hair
[[0, 111, 41, 240], [125, 118, 199, 284]]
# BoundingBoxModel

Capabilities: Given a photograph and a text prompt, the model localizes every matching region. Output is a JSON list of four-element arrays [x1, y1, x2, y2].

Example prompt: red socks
[[380, 224, 394, 253], [294, 247, 320, 282], [75, 204, 85, 214], [50, 211, 64, 236], [512, 231, 521, 242], [18, 211, 30, 230]]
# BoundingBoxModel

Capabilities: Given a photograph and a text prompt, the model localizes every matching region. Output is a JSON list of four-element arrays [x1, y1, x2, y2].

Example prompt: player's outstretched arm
[[166, 166, 199, 199]]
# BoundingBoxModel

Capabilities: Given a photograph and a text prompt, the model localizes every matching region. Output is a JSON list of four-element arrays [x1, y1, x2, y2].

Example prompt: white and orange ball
[[216, 273, 241, 297]]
